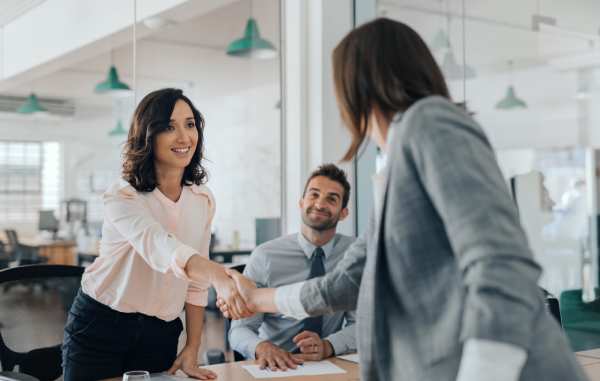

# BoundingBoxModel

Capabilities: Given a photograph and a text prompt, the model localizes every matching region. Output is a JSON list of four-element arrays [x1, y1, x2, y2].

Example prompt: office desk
[[20, 238, 77, 265], [105, 357, 359, 381], [210, 249, 252, 264]]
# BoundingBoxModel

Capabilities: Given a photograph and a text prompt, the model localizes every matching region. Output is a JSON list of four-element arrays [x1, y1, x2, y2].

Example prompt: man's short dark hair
[[302, 164, 351, 209]]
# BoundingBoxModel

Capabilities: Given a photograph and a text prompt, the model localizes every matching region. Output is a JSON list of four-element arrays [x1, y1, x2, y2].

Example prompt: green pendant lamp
[[94, 65, 132, 96], [108, 119, 128, 136], [496, 86, 527, 109], [227, 16, 277, 59], [431, 29, 450, 52], [442, 49, 476, 80], [17, 93, 47, 114], [431, 3, 451, 52], [496, 61, 527, 110]]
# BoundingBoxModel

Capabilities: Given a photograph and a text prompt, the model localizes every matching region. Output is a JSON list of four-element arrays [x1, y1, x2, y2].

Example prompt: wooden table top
[[576, 349, 600, 381], [19, 237, 76, 247], [105, 357, 359, 381], [102, 350, 600, 381]]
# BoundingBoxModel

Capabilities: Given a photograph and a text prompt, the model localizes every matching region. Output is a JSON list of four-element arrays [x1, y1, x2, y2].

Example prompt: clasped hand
[[213, 268, 257, 319]]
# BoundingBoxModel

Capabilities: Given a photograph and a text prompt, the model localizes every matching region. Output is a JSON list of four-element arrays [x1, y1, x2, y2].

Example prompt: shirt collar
[[297, 232, 336, 259], [376, 111, 403, 173]]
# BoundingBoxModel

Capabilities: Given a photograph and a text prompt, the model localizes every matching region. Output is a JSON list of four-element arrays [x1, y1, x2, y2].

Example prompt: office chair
[[3, 230, 45, 266], [0, 241, 12, 270], [226, 264, 247, 362], [540, 287, 562, 326], [560, 289, 600, 351], [204, 264, 246, 364], [0, 264, 84, 381]]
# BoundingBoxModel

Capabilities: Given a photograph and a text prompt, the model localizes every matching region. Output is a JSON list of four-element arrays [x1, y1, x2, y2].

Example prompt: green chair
[[560, 289, 600, 351]]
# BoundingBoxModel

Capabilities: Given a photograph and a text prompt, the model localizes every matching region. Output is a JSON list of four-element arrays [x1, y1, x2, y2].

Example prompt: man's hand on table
[[293, 331, 334, 361], [255, 341, 304, 371]]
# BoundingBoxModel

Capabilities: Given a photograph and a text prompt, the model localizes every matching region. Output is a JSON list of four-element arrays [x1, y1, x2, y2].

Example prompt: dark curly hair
[[122, 88, 208, 192], [302, 164, 351, 209]]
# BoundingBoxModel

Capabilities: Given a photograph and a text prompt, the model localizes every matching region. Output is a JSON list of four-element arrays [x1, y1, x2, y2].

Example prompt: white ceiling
[[2, 0, 598, 121], [0, 0, 45, 26], [379, 0, 600, 73], [1, 0, 280, 110]]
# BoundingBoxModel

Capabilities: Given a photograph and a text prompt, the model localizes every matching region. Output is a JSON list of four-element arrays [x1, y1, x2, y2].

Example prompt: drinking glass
[[122, 370, 150, 380]]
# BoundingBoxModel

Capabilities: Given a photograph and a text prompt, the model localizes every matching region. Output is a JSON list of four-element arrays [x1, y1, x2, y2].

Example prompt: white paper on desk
[[242, 360, 346, 378], [338, 353, 359, 363]]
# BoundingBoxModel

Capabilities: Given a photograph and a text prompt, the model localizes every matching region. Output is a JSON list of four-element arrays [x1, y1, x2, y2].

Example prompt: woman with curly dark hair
[[62, 88, 249, 380]]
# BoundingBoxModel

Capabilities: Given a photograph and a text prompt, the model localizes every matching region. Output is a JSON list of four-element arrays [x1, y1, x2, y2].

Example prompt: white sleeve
[[455, 339, 527, 381], [275, 282, 309, 319]]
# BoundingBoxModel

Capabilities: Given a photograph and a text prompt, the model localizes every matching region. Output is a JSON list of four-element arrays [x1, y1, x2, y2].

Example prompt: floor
[[0, 282, 231, 375]]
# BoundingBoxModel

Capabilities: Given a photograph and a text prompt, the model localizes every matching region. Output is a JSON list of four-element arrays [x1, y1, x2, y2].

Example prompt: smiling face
[[153, 99, 199, 174], [300, 176, 349, 232]]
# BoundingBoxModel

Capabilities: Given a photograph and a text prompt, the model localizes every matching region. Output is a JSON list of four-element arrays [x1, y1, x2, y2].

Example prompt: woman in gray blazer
[[219, 18, 587, 381]]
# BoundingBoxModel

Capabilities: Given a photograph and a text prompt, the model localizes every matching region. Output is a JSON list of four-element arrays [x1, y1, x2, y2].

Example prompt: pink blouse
[[81, 179, 215, 321]]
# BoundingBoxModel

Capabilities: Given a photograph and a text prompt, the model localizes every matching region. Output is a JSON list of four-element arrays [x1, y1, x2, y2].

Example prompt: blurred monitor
[[255, 218, 281, 246], [38, 210, 59, 234]]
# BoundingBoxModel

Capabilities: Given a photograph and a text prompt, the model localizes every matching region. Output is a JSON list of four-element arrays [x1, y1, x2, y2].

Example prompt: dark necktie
[[299, 247, 325, 336]]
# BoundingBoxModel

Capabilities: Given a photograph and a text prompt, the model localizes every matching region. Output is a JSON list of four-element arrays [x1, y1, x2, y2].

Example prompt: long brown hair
[[122, 88, 208, 192], [333, 18, 450, 161]]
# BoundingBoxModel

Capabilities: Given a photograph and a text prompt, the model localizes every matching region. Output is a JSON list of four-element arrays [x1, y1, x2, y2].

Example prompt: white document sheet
[[337, 353, 359, 363], [241, 360, 346, 379]]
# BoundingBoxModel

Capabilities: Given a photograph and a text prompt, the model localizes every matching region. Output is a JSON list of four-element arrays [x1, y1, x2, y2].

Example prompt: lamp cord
[[461, 0, 467, 102], [133, 0, 137, 104]]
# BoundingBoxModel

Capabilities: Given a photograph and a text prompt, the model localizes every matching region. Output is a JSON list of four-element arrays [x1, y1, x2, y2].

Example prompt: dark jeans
[[62, 289, 183, 381]]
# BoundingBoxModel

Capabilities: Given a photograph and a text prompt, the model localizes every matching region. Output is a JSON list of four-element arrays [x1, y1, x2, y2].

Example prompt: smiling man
[[229, 164, 357, 371]]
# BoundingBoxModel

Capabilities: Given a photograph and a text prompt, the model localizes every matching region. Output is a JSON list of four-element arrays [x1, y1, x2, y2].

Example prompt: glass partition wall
[[356, 0, 600, 299], [0, 0, 282, 366], [0, 0, 282, 253]]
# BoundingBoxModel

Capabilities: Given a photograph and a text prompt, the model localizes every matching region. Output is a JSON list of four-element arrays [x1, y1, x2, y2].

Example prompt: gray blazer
[[299, 96, 587, 380]]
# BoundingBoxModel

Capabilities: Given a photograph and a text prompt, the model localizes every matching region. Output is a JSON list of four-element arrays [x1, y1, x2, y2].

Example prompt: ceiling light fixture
[[108, 119, 128, 136], [94, 65, 132, 97], [496, 60, 527, 110], [17, 93, 48, 114], [227, 0, 277, 59]]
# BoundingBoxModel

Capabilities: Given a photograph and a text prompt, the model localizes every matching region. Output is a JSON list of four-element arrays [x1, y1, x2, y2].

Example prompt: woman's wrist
[[183, 341, 201, 354], [186, 255, 223, 285]]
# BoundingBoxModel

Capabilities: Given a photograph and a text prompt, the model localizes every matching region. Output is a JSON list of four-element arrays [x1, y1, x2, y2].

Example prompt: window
[[0, 141, 62, 224]]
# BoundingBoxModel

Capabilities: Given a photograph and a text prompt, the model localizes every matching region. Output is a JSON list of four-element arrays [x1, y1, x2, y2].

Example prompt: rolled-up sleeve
[[103, 181, 203, 281], [405, 101, 543, 350]]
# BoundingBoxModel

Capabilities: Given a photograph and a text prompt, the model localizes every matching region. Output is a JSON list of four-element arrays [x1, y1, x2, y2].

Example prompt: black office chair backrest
[[4, 230, 18, 248], [0, 265, 84, 381], [0, 241, 11, 270], [224, 264, 247, 361], [541, 287, 562, 327]]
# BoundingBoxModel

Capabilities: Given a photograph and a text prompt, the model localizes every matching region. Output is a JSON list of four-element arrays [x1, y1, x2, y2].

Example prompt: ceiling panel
[[0, 0, 45, 27]]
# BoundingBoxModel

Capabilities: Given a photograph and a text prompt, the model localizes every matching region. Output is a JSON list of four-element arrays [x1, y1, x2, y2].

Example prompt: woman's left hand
[[167, 346, 217, 379]]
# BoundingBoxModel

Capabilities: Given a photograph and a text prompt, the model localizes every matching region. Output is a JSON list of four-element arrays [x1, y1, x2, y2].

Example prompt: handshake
[[212, 267, 263, 320]]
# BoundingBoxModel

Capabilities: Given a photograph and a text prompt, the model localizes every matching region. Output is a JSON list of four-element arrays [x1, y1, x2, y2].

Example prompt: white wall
[[200, 84, 281, 248]]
